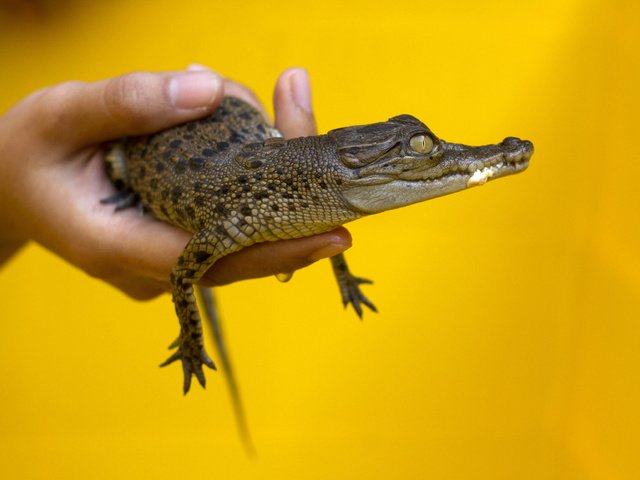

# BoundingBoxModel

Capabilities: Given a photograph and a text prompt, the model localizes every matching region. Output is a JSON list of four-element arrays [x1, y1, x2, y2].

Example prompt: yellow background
[[1, 0, 639, 478]]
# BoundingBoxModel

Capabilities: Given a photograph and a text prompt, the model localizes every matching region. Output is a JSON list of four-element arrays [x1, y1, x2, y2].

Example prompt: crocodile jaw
[[341, 137, 532, 214]]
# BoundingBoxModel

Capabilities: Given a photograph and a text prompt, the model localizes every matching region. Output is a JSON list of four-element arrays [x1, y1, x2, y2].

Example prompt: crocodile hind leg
[[331, 253, 377, 318], [101, 143, 144, 212], [160, 230, 242, 394], [161, 279, 216, 393]]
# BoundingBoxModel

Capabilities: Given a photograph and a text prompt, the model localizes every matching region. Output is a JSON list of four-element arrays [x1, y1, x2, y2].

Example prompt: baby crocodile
[[103, 96, 532, 441]]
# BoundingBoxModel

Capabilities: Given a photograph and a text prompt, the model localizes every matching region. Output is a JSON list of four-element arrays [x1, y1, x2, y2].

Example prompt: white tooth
[[467, 165, 499, 187]]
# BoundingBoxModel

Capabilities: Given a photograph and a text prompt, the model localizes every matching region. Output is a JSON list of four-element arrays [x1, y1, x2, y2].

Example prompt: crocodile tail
[[197, 286, 256, 456]]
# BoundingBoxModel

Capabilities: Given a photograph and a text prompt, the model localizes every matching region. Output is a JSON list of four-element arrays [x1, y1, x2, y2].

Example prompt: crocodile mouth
[[399, 137, 533, 185], [341, 137, 533, 214], [464, 138, 532, 187], [465, 159, 528, 187]]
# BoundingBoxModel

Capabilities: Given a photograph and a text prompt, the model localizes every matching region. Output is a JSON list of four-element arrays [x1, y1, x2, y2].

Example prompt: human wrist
[[0, 238, 27, 266]]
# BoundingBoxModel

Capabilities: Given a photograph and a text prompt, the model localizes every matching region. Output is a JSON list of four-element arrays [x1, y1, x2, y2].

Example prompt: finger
[[200, 227, 352, 287], [273, 67, 317, 138], [108, 275, 170, 301], [31, 70, 225, 150]]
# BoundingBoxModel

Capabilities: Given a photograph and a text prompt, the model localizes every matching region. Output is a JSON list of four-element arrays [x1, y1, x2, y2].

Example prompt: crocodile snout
[[502, 137, 534, 156]]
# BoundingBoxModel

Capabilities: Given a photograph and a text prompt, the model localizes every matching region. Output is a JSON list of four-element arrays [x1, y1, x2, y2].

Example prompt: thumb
[[31, 70, 224, 150]]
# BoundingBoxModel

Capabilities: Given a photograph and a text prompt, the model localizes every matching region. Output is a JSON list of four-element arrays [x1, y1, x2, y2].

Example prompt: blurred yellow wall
[[1, 0, 639, 478]]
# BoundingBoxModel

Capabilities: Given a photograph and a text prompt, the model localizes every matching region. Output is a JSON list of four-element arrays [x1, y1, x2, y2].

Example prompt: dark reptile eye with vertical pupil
[[409, 134, 433, 153]]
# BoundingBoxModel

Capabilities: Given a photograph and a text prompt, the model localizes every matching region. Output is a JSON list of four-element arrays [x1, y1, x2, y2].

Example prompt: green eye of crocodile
[[409, 134, 433, 154]]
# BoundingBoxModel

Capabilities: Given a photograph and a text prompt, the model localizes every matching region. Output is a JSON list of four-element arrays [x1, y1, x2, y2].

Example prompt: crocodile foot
[[340, 274, 377, 318], [330, 254, 377, 318], [160, 339, 216, 394], [100, 188, 141, 212]]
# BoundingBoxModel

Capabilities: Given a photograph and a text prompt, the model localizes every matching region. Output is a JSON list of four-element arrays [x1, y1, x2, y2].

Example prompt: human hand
[[0, 67, 351, 299]]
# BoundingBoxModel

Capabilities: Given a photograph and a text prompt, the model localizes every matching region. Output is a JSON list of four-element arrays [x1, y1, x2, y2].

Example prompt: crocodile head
[[328, 115, 533, 214]]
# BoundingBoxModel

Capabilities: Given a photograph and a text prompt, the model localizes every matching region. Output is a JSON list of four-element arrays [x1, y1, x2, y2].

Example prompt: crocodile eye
[[409, 134, 433, 154]]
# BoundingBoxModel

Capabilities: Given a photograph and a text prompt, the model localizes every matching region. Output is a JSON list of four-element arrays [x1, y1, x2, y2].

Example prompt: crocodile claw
[[100, 188, 141, 212], [331, 254, 378, 318], [341, 276, 377, 318], [160, 341, 216, 394]]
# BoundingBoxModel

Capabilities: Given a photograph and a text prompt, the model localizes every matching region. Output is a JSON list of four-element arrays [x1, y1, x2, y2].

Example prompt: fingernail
[[169, 71, 221, 110], [186, 63, 210, 72], [308, 240, 351, 262], [289, 68, 312, 113]]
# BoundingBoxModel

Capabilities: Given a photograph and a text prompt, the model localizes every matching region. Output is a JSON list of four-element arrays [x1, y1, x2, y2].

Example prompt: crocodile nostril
[[502, 137, 522, 147]]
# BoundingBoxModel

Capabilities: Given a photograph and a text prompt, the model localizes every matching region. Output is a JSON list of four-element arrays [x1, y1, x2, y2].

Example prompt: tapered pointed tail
[[197, 286, 256, 457]]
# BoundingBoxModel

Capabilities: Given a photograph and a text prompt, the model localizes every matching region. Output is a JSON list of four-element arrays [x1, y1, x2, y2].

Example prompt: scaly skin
[[103, 95, 533, 429]]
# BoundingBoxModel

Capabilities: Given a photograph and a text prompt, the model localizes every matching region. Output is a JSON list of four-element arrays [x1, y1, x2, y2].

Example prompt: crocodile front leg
[[331, 253, 377, 318], [160, 229, 243, 394]]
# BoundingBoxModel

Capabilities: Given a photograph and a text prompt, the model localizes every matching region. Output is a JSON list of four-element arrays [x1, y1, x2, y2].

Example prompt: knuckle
[[21, 82, 86, 137], [81, 254, 166, 301], [123, 285, 165, 301], [40, 80, 84, 101], [41, 81, 86, 113], [103, 73, 158, 124]]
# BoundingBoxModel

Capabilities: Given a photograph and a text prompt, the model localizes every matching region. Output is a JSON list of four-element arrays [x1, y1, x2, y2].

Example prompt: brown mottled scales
[[103, 96, 533, 445]]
